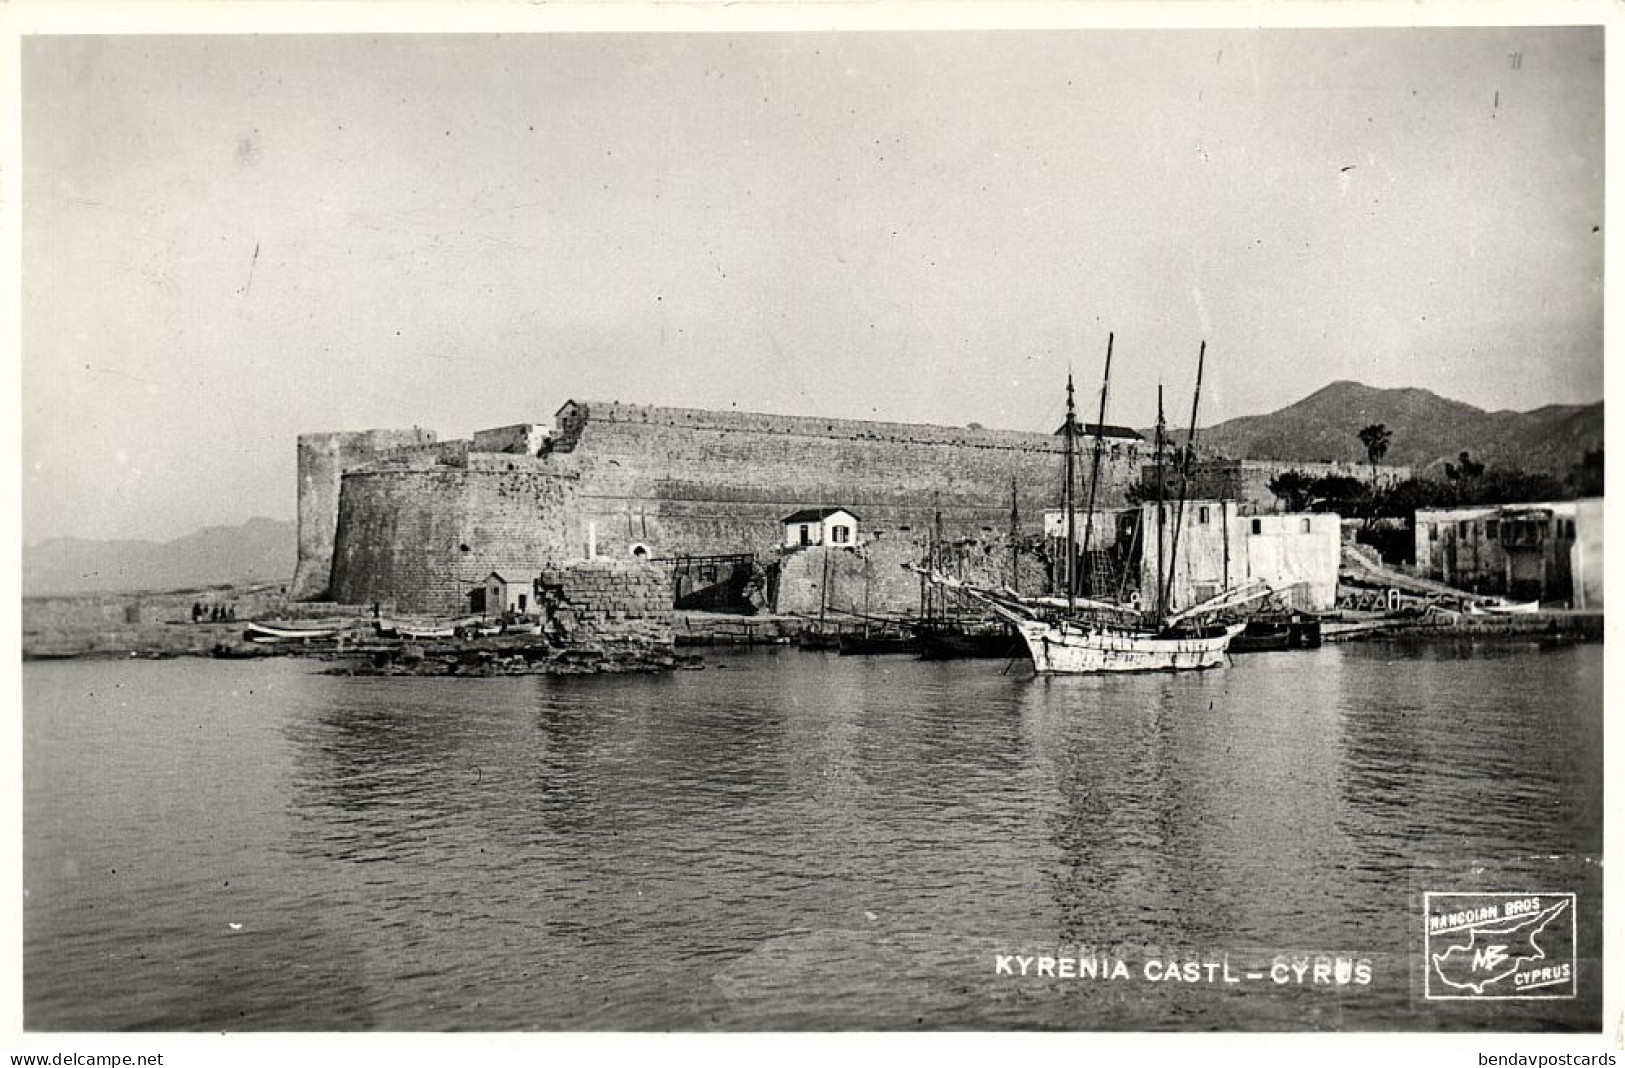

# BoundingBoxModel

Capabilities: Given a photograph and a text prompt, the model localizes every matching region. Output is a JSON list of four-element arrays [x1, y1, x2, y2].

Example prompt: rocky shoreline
[[325, 637, 703, 676]]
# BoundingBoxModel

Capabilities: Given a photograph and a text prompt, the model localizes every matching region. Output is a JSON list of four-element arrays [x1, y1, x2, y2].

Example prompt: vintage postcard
[[7, 2, 1615, 1064]]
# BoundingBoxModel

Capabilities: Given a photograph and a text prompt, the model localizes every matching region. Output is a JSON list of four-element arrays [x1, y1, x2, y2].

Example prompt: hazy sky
[[22, 26, 1604, 543]]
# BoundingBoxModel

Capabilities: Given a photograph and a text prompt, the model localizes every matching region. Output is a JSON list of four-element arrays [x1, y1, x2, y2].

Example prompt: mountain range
[[23, 517, 296, 599], [1155, 380, 1603, 476]]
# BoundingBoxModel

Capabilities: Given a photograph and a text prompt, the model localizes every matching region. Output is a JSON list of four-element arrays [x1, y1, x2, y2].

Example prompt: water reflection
[[23, 644, 1603, 1031]]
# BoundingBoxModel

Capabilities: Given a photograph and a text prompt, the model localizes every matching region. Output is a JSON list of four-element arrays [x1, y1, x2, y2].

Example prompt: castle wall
[[292, 428, 437, 599], [555, 401, 1142, 561], [1237, 460, 1411, 513], [328, 457, 577, 614], [773, 539, 1050, 618], [309, 401, 1144, 614]]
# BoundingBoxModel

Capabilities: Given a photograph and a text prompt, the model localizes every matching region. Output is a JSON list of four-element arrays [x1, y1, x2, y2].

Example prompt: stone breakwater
[[342, 562, 685, 669], [25, 563, 693, 676], [536, 561, 673, 643], [333, 635, 699, 677], [340, 563, 685, 676]]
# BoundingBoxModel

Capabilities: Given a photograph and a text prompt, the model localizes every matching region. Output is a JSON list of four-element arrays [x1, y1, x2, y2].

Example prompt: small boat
[[915, 622, 1025, 660], [837, 630, 920, 656], [243, 621, 341, 644], [1229, 617, 1323, 653], [376, 620, 458, 640], [1476, 599, 1541, 616], [798, 626, 843, 651], [403, 625, 458, 639]]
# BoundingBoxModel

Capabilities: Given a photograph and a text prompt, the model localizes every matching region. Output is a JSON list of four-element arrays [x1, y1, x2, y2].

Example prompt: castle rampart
[[329, 459, 577, 614], [292, 428, 437, 600], [301, 400, 1148, 612], [552, 400, 1141, 559]]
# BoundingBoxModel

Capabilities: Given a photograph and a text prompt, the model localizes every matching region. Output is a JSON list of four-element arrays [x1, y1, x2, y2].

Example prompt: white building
[[480, 571, 536, 615], [471, 423, 550, 455], [1140, 500, 1342, 612], [781, 508, 860, 549], [1414, 498, 1601, 607], [1042, 508, 1128, 551]]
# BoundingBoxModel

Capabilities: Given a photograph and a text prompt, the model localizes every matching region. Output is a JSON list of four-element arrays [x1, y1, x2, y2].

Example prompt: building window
[[1429, 523, 1438, 540], [1198, 506, 1210, 524], [1459, 521, 1469, 537], [1251, 518, 1263, 535], [831, 525, 850, 545], [1567, 519, 1576, 538], [1486, 519, 1499, 540], [1300, 518, 1311, 534]]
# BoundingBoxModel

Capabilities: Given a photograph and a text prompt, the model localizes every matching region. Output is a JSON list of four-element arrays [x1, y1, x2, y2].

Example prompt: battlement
[[551, 399, 1146, 459]]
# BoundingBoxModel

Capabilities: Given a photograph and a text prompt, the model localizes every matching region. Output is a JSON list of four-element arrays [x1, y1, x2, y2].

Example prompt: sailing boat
[[914, 335, 1250, 674], [915, 478, 1024, 660]]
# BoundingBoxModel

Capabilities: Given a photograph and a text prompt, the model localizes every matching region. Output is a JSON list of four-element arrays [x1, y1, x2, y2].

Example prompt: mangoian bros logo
[[1424, 892, 1577, 1000]]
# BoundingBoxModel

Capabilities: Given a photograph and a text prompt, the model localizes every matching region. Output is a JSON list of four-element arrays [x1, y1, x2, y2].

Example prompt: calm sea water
[[24, 642, 1603, 1031]]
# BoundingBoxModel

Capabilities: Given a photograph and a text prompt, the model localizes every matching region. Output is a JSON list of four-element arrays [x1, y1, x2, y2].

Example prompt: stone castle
[[293, 400, 1154, 614], [294, 400, 1411, 616]]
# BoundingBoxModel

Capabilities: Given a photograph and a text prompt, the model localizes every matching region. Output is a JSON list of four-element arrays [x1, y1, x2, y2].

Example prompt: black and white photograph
[[9, 2, 1615, 1059]]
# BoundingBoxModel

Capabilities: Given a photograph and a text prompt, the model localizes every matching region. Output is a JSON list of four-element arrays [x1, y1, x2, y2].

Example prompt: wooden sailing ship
[[915, 334, 1256, 674]]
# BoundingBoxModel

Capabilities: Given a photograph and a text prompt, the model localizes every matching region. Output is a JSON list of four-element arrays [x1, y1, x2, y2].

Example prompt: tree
[[1473, 468, 1564, 505], [1267, 470, 1316, 512], [1444, 450, 1485, 484], [1307, 474, 1371, 515], [1357, 423, 1392, 485], [1376, 476, 1457, 519], [1566, 447, 1604, 497]]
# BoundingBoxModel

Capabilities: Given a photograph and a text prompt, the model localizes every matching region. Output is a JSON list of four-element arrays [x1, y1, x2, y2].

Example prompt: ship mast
[[1009, 474, 1020, 596], [1159, 340, 1206, 622], [1063, 373, 1078, 609], [1154, 384, 1167, 623], [1079, 331, 1114, 599], [933, 494, 945, 622]]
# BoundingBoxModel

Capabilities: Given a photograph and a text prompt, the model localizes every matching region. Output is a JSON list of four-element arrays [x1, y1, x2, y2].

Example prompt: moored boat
[[915, 622, 1024, 660], [1476, 599, 1541, 616], [243, 621, 342, 644], [375, 619, 459, 640], [837, 630, 920, 656], [1229, 617, 1323, 653], [911, 337, 1257, 674], [1011, 616, 1244, 673]]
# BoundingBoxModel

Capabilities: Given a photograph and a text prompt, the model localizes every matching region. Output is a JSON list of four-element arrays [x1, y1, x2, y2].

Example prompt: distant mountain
[[23, 517, 296, 598], [1156, 381, 1603, 477]]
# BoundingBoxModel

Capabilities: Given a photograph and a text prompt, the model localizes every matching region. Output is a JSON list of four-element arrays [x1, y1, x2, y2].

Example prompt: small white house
[[782, 508, 860, 549], [480, 571, 536, 615]]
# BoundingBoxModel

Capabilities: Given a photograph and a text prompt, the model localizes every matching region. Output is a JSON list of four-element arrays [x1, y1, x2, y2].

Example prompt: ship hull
[[1012, 620, 1244, 674], [916, 629, 1025, 660]]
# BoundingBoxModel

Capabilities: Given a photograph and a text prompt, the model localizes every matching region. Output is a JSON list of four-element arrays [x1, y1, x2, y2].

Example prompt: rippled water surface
[[24, 642, 1603, 1030]]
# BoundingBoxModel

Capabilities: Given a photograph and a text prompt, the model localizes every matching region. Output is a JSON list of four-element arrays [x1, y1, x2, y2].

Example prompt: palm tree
[[1357, 423, 1392, 486]]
